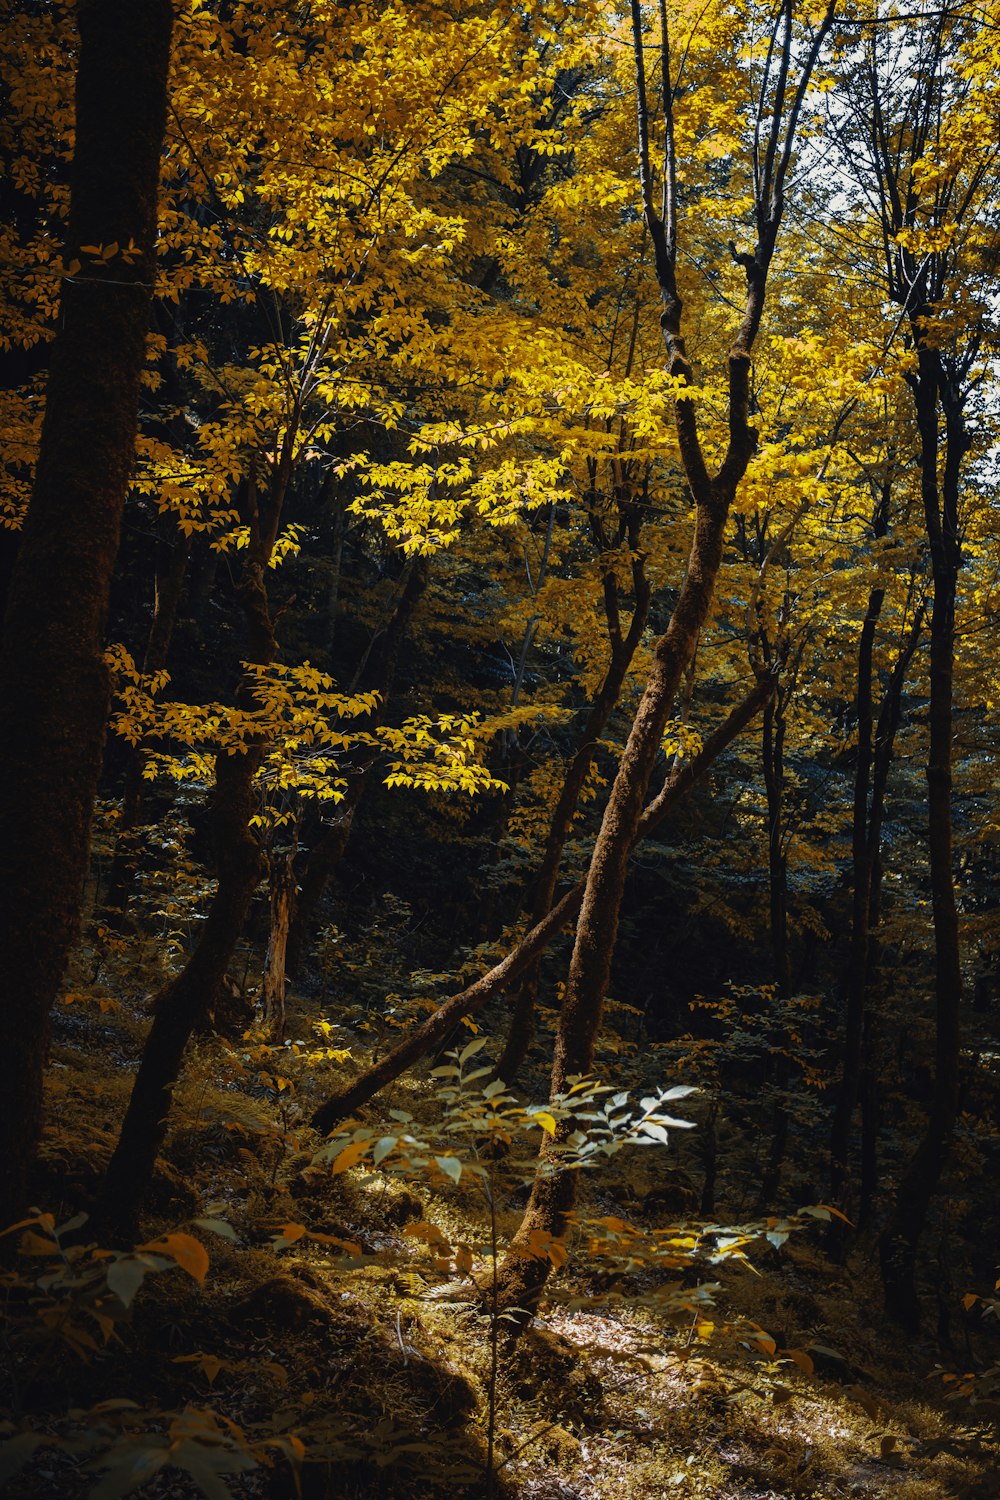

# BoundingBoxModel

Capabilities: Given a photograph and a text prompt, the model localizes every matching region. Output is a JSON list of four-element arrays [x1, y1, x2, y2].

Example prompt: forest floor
[[3, 951, 999, 1500]]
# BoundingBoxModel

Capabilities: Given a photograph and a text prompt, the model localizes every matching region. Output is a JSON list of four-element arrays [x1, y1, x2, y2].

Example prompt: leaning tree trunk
[[310, 676, 775, 1134], [498, 551, 651, 1083], [0, 0, 173, 1228], [879, 358, 965, 1328]]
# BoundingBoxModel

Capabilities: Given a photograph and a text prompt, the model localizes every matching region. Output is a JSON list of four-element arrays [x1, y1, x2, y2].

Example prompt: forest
[[0, 0, 999, 1495]]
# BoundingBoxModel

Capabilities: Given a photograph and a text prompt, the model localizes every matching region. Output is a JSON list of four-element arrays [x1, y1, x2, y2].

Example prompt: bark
[[261, 847, 297, 1041], [0, 0, 173, 1226], [311, 676, 775, 1134], [494, 0, 835, 1322], [98, 556, 277, 1237], [879, 358, 965, 1328], [497, 548, 651, 1083]]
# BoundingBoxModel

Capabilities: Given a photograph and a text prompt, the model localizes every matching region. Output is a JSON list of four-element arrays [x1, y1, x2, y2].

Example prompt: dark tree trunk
[[827, 572, 923, 1254], [829, 565, 884, 1232], [0, 0, 173, 1226], [757, 686, 792, 1208], [880, 358, 965, 1328], [96, 739, 265, 1235]]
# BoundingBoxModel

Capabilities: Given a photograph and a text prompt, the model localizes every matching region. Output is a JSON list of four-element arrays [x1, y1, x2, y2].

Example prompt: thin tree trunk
[[261, 846, 297, 1041], [829, 570, 884, 1227], [0, 0, 173, 1226], [879, 362, 965, 1328], [758, 688, 791, 1208], [828, 581, 924, 1254], [494, 0, 834, 1322], [498, 553, 651, 1082], [310, 677, 775, 1134]]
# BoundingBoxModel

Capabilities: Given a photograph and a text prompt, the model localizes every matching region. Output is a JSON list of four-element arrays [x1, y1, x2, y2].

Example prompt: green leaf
[[106, 1257, 149, 1309], [372, 1136, 397, 1166], [435, 1155, 462, 1184], [458, 1037, 489, 1067], [192, 1218, 239, 1243]]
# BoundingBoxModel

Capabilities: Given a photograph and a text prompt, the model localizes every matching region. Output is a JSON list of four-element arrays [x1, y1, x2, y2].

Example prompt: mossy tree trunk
[[0, 0, 173, 1227]]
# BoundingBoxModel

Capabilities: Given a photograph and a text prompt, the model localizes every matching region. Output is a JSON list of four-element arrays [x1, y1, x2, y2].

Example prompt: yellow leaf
[[330, 1139, 370, 1175], [137, 1232, 209, 1285], [276, 1222, 307, 1243]]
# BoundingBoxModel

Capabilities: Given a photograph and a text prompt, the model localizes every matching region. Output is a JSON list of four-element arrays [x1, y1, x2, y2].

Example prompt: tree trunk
[[757, 688, 791, 1208], [0, 0, 173, 1227], [827, 580, 923, 1255], [492, 0, 834, 1322], [498, 555, 651, 1083], [879, 360, 965, 1328], [828, 569, 884, 1232], [261, 846, 297, 1041], [310, 677, 775, 1134]]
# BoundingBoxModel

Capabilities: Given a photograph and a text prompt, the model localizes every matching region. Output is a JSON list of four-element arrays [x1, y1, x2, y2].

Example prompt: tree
[[491, 0, 838, 1317], [0, 0, 173, 1226], [826, 0, 999, 1326]]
